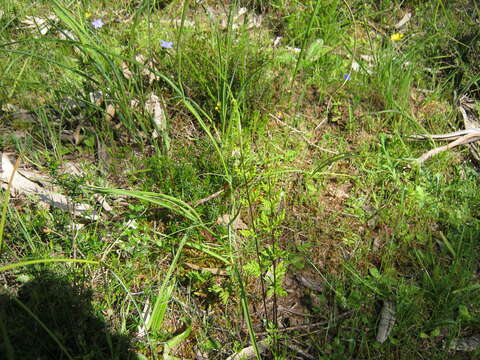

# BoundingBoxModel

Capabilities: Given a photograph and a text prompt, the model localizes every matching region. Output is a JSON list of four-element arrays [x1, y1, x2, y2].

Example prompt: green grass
[[1, 0, 480, 359]]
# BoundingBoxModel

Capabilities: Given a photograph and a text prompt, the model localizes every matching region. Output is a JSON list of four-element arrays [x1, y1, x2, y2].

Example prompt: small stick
[[193, 188, 225, 207], [184, 262, 228, 276], [416, 132, 480, 163], [270, 113, 338, 154], [255, 311, 353, 336]]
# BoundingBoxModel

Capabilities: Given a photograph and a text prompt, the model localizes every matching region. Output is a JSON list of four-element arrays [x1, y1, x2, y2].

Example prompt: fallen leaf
[[145, 93, 166, 138], [60, 161, 83, 176], [89, 90, 104, 106], [73, 124, 83, 145], [105, 104, 116, 121], [135, 54, 159, 84], [394, 12, 412, 29], [22, 15, 58, 35], [0, 154, 98, 220], [137, 300, 152, 338], [121, 61, 133, 79], [226, 339, 270, 360], [93, 194, 112, 212], [295, 274, 324, 293], [376, 301, 396, 343], [216, 213, 248, 230]]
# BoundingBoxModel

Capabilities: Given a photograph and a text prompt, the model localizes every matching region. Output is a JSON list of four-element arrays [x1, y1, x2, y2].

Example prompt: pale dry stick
[[192, 187, 225, 207], [408, 128, 480, 141], [269, 113, 339, 154], [416, 132, 480, 163], [255, 311, 354, 336], [184, 262, 228, 276], [313, 115, 328, 132]]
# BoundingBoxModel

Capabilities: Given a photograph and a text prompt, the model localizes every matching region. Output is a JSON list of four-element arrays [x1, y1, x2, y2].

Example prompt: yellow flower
[[390, 33, 404, 41], [85, 12, 92, 19]]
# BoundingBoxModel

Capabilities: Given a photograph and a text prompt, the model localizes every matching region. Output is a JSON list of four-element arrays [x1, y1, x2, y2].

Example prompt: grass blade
[[148, 232, 189, 332], [0, 258, 99, 272], [88, 186, 202, 224]]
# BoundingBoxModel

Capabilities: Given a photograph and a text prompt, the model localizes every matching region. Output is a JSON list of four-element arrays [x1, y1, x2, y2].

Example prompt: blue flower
[[91, 18, 104, 29], [160, 40, 173, 49], [343, 73, 351, 81]]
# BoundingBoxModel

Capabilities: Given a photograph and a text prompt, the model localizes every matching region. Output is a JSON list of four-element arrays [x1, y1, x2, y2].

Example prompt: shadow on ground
[[0, 271, 135, 360]]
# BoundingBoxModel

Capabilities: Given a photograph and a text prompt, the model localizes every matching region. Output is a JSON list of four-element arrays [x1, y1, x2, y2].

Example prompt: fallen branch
[[415, 132, 480, 164], [192, 187, 225, 207], [256, 311, 353, 336]]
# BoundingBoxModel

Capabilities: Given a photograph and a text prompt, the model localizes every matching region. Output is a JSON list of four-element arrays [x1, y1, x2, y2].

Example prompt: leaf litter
[[0, 153, 103, 220]]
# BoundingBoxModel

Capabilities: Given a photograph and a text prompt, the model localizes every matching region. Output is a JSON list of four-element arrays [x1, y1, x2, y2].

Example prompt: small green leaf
[[84, 135, 95, 148], [369, 267, 381, 279], [305, 38, 328, 62], [459, 305, 472, 320]]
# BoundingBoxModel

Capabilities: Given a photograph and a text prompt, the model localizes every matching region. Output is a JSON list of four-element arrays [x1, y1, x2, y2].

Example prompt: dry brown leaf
[[73, 124, 83, 145], [60, 161, 83, 177], [394, 12, 412, 29], [105, 104, 116, 121], [376, 301, 396, 343], [216, 214, 248, 230], [225, 339, 270, 360], [121, 61, 133, 80], [145, 93, 166, 138], [22, 15, 58, 35], [93, 194, 112, 212], [1, 154, 98, 220], [135, 54, 159, 84], [89, 90, 104, 106], [295, 274, 324, 293]]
